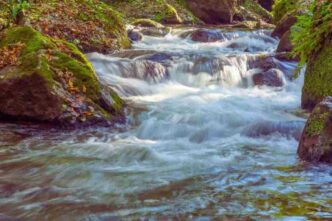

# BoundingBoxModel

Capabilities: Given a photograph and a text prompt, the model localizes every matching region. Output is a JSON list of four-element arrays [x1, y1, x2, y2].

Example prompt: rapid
[[0, 27, 332, 220]]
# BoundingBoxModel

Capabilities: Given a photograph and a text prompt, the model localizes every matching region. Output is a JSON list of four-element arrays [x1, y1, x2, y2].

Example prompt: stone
[[128, 30, 143, 42], [302, 39, 332, 111], [298, 97, 332, 163], [252, 69, 285, 87], [276, 30, 294, 53], [190, 29, 227, 42], [271, 14, 297, 38], [186, 0, 238, 24], [0, 27, 124, 127]]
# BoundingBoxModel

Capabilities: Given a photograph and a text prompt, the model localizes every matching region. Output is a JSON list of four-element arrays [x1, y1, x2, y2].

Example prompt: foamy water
[[0, 27, 331, 220]]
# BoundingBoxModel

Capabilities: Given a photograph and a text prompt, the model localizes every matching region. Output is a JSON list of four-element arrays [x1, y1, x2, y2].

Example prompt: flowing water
[[1, 27, 332, 221]]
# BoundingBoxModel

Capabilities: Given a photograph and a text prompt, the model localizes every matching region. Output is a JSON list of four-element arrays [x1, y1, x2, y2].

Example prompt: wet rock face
[[186, 0, 238, 24], [252, 69, 285, 87], [0, 27, 124, 126], [272, 14, 297, 38], [298, 97, 332, 163], [276, 30, 293, 53]]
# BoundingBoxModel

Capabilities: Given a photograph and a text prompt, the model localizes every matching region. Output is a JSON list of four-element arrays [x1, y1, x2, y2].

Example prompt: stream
[[0, 27, 332, 220]]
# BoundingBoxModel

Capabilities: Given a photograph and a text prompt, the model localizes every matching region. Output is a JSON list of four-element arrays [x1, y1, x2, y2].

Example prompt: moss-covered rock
[[0, 0, 130, 53], [302, 38, 332, 110], [238, 0, 273, 23], [109, 0, 199, 24], [0, 26, 124, 126], [132, 19, 165, 28], [298, 97, 332, 163], [272, 0, 298, 23]]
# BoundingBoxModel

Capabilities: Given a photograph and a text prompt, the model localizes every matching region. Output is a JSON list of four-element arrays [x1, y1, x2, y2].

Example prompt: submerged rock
[[128, 29, 143, 42], [0, 27, 124, 126], [243, 121, 305, 141], [139, 27, 171, 37], [252, 69, 285, 87], [298, 97, 332, 163]]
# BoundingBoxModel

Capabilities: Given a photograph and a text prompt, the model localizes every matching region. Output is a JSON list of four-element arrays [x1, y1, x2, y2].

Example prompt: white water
[[1, 28, 332, 220]]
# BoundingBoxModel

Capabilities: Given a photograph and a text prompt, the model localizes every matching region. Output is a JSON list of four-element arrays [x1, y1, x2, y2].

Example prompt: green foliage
[[272, 0, 297, 23], [7, 0, 30, 21], [291, 0, 332, 65]]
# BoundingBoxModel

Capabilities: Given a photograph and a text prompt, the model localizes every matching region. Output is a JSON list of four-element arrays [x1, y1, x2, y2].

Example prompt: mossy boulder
[[272, 0, 298, 23], [238, 0, 273, 23], [298, 97, 332, 163], [0, 26, 124, 126], [109, 0, 199, 24], [0, 0, 130, 53], [132, 19, 165, 28], [302, 38, 332, 110]]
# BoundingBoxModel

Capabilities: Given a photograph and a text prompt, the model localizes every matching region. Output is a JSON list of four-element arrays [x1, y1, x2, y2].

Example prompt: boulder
[[302, 39, 332, 111], [252, 68, 285, 87], [186, 0, 238, 24], [276, 30, 293, 53], [190, 29, 227, 42], [298, 97, 332, 163], [248, 55, 278, 72], [237, 0, 273, 23], [131, 19, 165, 28], [271, 13, 297, 38], [0, 27, 124, 126]]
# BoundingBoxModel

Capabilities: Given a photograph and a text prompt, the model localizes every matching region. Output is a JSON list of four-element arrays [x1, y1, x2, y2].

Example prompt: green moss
[[242, 0, 273, 22], [291, 1, 332, 65], [302, 38, 332, 106], [110, 89, 124, 113], [109, 0, 199, 24], [305, 109, 329, 136], [272, 0, 298, 23], [132, 18, 164, 28], [0, 26, 124, 123], [0, 0, 130, 53]]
